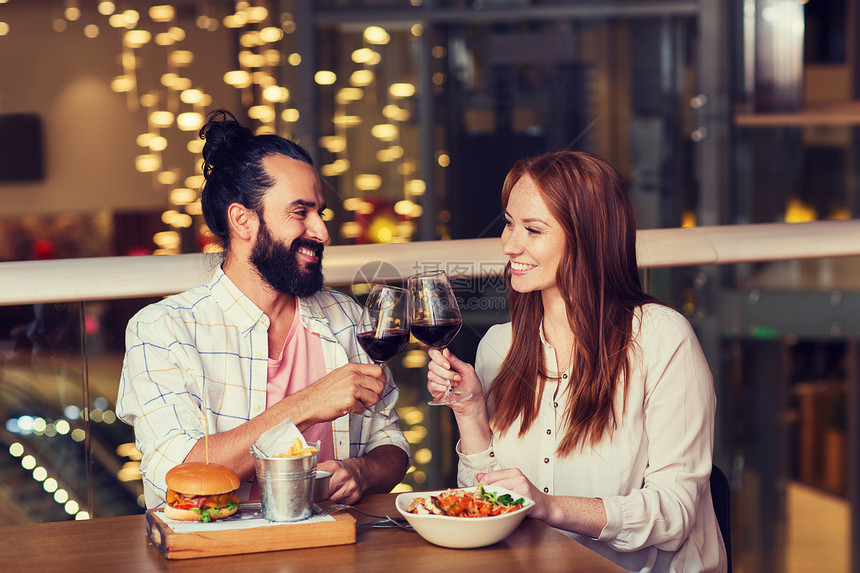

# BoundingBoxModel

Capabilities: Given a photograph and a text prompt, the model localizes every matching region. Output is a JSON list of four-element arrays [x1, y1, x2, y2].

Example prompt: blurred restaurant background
[[0, 0, 858, 571]]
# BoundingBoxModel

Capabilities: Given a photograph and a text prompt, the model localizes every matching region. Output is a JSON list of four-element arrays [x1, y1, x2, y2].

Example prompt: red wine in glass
[[409, 319, 461, 349], [356, 284, 409, 366], [357, 328, 410, 363]]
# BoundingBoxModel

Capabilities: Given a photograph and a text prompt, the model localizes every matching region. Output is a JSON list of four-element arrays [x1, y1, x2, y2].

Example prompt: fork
[[317, 503, 387, 518], [314, 503, 413, 530]]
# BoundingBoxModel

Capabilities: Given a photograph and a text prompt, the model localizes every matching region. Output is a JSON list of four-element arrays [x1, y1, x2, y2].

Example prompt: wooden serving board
[[145, 505, 356, 560]]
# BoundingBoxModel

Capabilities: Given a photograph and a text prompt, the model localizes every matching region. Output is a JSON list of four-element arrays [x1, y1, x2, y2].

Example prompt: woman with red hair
[[428, 151, 726, 572]]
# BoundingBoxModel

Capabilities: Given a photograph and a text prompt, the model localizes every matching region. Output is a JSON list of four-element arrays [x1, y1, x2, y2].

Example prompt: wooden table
[[1, 494, 624, 572]]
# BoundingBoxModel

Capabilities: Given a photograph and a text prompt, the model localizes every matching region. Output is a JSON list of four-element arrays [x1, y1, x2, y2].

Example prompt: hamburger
[[164, 462, 241, 522]]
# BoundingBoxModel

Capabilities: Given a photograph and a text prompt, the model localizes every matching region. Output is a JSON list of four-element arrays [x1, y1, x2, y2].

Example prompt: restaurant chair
[[710, 464, 732, 573]]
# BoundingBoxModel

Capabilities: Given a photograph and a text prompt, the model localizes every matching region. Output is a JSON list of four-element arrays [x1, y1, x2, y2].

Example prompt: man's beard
[[250, 218, 324, 298]]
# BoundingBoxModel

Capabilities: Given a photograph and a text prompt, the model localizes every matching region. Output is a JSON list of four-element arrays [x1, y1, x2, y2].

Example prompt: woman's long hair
[[487, 151, 658, 456]]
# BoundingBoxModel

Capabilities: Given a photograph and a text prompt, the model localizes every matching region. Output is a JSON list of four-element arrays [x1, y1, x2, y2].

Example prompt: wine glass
[[407, 270, 471, 405], [357, 284, 410, 366], [356, 284, 410, 418]]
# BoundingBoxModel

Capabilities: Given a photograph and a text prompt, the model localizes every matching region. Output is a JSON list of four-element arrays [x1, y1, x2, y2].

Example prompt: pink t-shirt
[[265, 305, 335, 462]]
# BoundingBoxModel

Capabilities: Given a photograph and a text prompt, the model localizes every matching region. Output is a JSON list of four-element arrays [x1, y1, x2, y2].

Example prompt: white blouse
[[458, 303, 727, 573]]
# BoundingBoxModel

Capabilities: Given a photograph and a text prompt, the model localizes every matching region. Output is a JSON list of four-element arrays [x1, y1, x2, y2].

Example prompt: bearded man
[[118, 110, 409, 509]]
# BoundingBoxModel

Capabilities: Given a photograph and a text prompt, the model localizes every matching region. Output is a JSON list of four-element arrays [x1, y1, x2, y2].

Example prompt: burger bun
[[166, 462, 240, 495]]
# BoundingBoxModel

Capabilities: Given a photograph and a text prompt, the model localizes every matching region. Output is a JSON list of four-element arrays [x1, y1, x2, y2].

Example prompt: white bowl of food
[[395, 484, 534, 549]]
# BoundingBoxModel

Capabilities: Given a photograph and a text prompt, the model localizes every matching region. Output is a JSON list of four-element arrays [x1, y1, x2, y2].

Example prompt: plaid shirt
[[117, 267, 410, 508]]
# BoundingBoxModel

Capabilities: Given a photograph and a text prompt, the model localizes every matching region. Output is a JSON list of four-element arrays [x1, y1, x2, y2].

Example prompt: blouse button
[[543, 457, 549, 464], [543, 487, 549, 493], [253, 404, 262, 413], [562, 373, 568, 379], [489, 451, 495, 458], [546, 429, 551, 435], [553, 402, 558, 408]]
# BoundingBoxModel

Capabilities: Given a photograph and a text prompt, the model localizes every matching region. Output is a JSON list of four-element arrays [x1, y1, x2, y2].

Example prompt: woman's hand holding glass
[[426, 347, 485, 415], [426, 346, 494, 458]]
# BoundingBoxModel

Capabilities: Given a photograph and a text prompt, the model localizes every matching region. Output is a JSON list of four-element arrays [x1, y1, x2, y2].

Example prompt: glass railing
[[2, 220, 859, 572]]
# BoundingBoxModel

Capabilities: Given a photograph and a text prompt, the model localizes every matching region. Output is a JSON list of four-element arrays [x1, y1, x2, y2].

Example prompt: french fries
[[277, 437, 319, 458]]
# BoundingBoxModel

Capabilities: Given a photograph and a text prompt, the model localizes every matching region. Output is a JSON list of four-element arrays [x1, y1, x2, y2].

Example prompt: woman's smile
[[510, 260, 537, 275]]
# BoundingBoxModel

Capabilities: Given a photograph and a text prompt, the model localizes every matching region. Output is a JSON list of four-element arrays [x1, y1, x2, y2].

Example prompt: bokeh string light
[[99, 2, 297, 254], [6, 402, 131, 518], [32, 2, 431, 251]]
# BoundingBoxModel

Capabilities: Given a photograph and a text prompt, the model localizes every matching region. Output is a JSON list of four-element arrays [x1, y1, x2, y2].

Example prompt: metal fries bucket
[[252, 443, 319, 522]]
